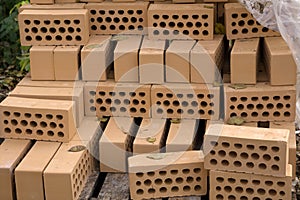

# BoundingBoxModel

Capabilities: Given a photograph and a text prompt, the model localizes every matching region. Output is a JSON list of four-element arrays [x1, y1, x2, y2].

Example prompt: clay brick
[[30, 0, 54, 4], [9, 85, 84, 127], [148, 4, 214, 40], [128, 151, 207, 199], [151, 83, 220, 120], [243, 121, 297, 179], [81, 35, 113, 81], [0, 139, 32, 200], [263, 36, 297, 86], [15, 141, 61, 200], [173, 0, 195, 3], [210, 166, 292, 200], [56, 0, 78, 3], [190, 35, 225, 83], [204, 124, 289, 177], [224, 83, 296, 122], [84, 81, 151, 118], [114, 35, 142, 82], [225, 3, 280, 40], [0, 96, 76, 142], [230, 38, 260, 84], [19, 3, 85, 12], [85, 2, 149, 35], [139, 38, 166, 84], [18, 9, 89, 46], [166, 119, 197, 152], [30, 46, 55, 80], [133, 118, 168, 154], [44, 136, 93, 200], [166, 40, 196, 83], [99, 117, 136, 172], [54, 46, 81, 81], [18, 76, 84, 88]]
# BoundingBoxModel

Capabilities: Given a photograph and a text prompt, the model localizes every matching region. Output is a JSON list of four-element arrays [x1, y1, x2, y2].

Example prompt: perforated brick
[[114, 35, 142, 82], [166, 40, 196, 83], [128, 151, 207, 199], [30, 0, 53, 4], [230, 38, 260, 84], [263, 36, 297, 86], [10, 85, 84, 127], [85, 2, 149, 35], [19, 3, 85, 12], [133, 118, 168, 154], [18, 76, 84, 88], [30, 46, 55, 81], [190, 34, 225, 83], [99, 117, 136, 172], [210, 166, 292, 200], [0, 96, 76, 142], [151, 83, 220, 120], [166, 119, 197, 152], [82, 35, 113, 81], [225, 3, 280, 40], [204, 124, 289, 177], [139, 38, 166, 84], [243, 121, 297, 179], [18, 9, 89, 46], [148, 4, 214, 40], [44, 136, 93, 200], [84, 81, 151, 118], [0, 139, 32, 200], [15, 141, 61, 200], [224, 83, 296, 122]]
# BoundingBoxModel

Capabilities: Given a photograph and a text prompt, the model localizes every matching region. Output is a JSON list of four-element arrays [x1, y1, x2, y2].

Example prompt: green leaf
[[146, 137, 156, 144], [228, 84, 247, 90], [227, 116, 245, 126], [68, 145, 86, 152], [146, 154, 166, 160], [170, 119, 181, 124]]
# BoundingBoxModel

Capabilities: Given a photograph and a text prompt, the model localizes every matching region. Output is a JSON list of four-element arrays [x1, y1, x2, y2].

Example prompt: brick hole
[[159, 22, 166, 28], [233, 143, 242, 149], [194, 185, 201, 191], [218, 150, 226, 157], [147, 171, 155, 177], [240, 97, 247, 102], [56, 115, 63, 120], [237, 104, 244, 110], [186, 22, 193, 28], [75, 36, 82, 41], [59, 27, 65, 33], [100, 107, 107, 112], [196, 177, 201, 182], [25, 129, 32, 135], [113, 17, 120, 23], [277, 181, 285, 187], [251, 97, 258, 101], [216, 194, 224, 200], [177, 22, 184, 28], [241, 112, 248, 117], [153, 14, 160, 19], [37, 130, 43, 135], [228, 195, 236, 200], [110, 25, 116, 30], [284, 112, 291, 117], [262, 111, 269, 117], [238, 20, 245, 26], [105, 98, 112, 104], [195, 22, 202, 28], [64, 20, 71, 25], [246, 162, 254, 168], [240, 179, 248, 184], [202, 30, 209, 35], [30, 121, 37, 127], [193, 168, 201, 174], [210, 159, 217, 165], [164, 178, 172, 185], [242, 28, 248, 34], [216, 186, 221, 191], [246, 188, 254, 194], [160, 187, 167, 193], [200, 101, 207, 107], [251, 153, 259, 160], [11, 119, 18, 126], [210, 150, 216, 155], [258, 163, 267, 169], [240, 152, 249, 159], [207, 94, 214, 99], [183, 185, 191, 192], [171, 186, 179, 192], [91, 19, 95, 23], [221, 142, 230, 148], [4, 128, 11, 133], [235, 187, 244, 194], [34, 20, 40, 25], [276, 103, 284, 109], [221, 160, 229, 166], [127, 10, 134, 15], [14, 112, 21, 117], [43, 20, 50, 25], [273, 96, 280, 101], [148, 188, 155, 194], [99, 91, 105, 96], [49, 27, 56, 33], [248, 19, 255, 25], [119, 25, 125, 30], [114, 99, 121, 105], [252, 198, 260, 200], [232, 29, 238, 34], [157, 108, 163, 114], [118, 10, 124, 15], [47, 131, 54, 136], [233, 161, 242, 167], [20, 120, 28, 126], [204, 23, 209, 27], [273, 111, 281, 117], [129, 92, 136, 97], [241, 13, 248, 18], [216, 177, 224, 183], [198, 110, 205, 115], [3, 111, 10, 116], [246, 144, 254, 150], [252, 180, 260, 185], [40, 121, 47, 128], [144, 179, 151, 186], [269, 189, 277, 196], [31, 27, 38, 33], [271, 165, 279, 171], [224, 186, 232, 193], [279, 191, 285, 196], [251, 112, 258, 117], [229, 151, 237, 158], [167, 109, 173, 114], [68, 27, 74, 33], [155, 178, 163, 185], [24, 19, 31, 25], [230, 97, 237, 102], [231, 22, 236, 26], [182, 168, 190, 174], [187, 109, 194, 114], [210, 141, 218, 147], [136, 10, 143, 15], [209, 102, 214, 107], [169, 22, 175, 27], [136, 189, 144, 195], [100, 25, 106, 30], [4, 120, 8, 124], [171, 169, 178, 175], [274, 156, 280, 161], [50, 122, 57, 128], [186, 176, 194, 183], [263, 154, 271, 161], [262, 27, 269, 32], [58, 132, 64, 137], [46, 35, 52, 41], [182, 101, 189, 107], [136, 181, 141, 186], [90, 107, 96, 112], [193, 30, 200, 35]]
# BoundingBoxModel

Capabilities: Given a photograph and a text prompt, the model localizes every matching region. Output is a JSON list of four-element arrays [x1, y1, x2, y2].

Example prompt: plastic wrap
[[240, 0, 300, 72]]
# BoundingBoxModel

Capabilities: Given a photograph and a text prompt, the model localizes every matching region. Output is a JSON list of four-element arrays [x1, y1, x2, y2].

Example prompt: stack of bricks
[[204, 124, 293, 200], [0, 0, 297, 199]]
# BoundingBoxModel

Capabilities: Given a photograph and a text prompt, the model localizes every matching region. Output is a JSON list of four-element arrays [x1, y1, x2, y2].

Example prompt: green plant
[[0, 0, 30, 71]]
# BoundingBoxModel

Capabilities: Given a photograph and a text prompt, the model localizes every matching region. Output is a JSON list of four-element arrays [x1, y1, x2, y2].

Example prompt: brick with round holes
[[148, 3, 214, 40], [128, 151, 207, 199], [224, 3, 280, 40], [85, 2, 149, 35], [0, 96, 76, 142], [18, 9, 89, 46], [151, 83, 220, 120], [224, 82, 296, 122], [210, 165, 292, 200], [204, 124, 289, 177]]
